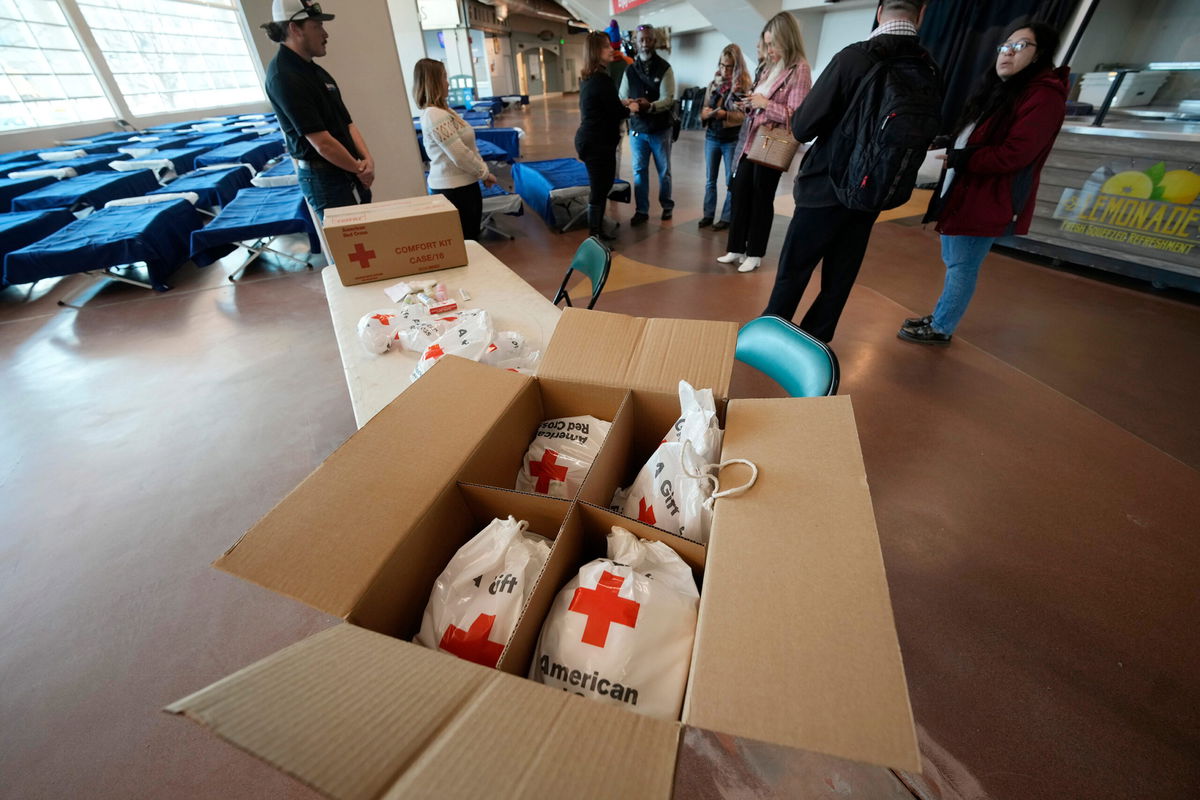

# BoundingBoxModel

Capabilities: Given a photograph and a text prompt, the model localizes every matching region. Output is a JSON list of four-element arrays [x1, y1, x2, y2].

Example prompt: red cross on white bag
[[370, 313, 394, 325], [438, 613, 506, 667], [424, 343, 445, 359], [637, 498, 656, 525], [528, 449, 568, 494], [349, 242, 377, 270], [569, 570, 640, 647]]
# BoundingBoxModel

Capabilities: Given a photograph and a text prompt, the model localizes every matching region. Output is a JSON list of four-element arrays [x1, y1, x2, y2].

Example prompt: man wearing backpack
[[763, 0, 940, 343]]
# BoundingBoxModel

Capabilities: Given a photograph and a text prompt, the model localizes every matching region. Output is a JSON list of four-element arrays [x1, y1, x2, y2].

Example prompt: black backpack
[[829, 51, 942, 212]]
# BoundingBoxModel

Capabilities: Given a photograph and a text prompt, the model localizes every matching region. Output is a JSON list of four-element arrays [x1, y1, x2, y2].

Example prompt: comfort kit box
[[167, 309, 918, 799], [324, 194, 467, 286]]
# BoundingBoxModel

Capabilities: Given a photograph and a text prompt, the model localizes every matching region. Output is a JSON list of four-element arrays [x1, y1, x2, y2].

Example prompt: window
[[77, 0, 265, 116], [0, 0, 116, 131]]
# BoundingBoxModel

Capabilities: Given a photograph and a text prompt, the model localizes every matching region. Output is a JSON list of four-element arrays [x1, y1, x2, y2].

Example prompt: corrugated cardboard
[[324, 194, 468, 286], [169, 310, 919, 798]]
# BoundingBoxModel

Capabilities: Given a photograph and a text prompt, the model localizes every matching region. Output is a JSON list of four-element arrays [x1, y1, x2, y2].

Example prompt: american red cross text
[[569, 570, 640, 647], [438, 613, 505, 667]]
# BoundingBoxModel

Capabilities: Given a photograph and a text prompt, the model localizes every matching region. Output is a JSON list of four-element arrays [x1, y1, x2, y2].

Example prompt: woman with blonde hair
[[698, 44, 750, 230], [718, 12, 812, 272], [575, 30, 631, 240], [413, 58, 496, 240]]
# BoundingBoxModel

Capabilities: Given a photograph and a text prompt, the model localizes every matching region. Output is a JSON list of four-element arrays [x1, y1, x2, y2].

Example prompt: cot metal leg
[[56, 266, 156, 308], [481, 213, 514, 240], [228, 238, 313, 282], [561, 201, 588, 234]]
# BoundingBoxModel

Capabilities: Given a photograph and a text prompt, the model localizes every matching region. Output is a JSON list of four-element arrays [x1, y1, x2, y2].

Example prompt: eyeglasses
[[997, 40, 1035, 56]]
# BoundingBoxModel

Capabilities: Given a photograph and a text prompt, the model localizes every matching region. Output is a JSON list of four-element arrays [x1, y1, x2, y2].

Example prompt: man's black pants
[[763, 203, 880, 343]]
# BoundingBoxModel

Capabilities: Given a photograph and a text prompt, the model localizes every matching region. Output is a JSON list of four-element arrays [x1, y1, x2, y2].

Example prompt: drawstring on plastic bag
[[681, 441, 759, 511]]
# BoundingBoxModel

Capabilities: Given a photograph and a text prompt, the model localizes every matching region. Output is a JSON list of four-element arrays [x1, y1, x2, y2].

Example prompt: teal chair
[[735, 315, 840, 397], [553, 236, 611, 309]]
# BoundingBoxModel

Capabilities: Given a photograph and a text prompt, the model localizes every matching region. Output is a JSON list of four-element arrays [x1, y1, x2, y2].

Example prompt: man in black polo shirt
[[261, 0, 374, 219], [619, 25, 675, 225]]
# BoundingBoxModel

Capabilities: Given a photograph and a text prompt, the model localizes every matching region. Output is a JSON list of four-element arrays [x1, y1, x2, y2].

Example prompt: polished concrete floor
[[2, 96, 1199, 800]]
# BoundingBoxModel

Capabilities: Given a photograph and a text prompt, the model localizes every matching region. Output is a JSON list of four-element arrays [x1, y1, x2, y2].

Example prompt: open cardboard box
[[168, 309, 918, 799]]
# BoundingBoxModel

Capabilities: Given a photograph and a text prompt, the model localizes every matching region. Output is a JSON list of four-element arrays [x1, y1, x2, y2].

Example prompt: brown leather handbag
[[746, 122, 800, 171]]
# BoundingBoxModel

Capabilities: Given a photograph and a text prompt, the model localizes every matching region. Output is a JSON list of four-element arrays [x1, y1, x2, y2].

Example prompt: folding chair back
[[735, 315, 840, 397], [552, 235, 611, 310]]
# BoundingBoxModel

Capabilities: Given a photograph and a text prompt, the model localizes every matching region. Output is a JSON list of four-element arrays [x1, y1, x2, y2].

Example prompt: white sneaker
[[738, 256, 762, 273], [717, 251, 745, 264]]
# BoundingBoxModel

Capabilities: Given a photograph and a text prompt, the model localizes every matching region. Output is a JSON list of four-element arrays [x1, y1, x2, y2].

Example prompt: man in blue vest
[[618, 25, 675, 225]]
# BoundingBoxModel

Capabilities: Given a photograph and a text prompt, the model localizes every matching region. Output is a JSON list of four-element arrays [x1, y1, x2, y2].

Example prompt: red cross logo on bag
[[569, 570, 640, 647], [349, 242, 377, 270], [438, 613, 506, 667], [637, 498, 656, 525], [424, 343, 445, 359], [529, 449, 568, 494], [370, 313, 394, 325]]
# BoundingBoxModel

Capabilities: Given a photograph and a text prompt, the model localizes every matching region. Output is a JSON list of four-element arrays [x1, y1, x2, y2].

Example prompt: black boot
[[588, 205, 616, 241]]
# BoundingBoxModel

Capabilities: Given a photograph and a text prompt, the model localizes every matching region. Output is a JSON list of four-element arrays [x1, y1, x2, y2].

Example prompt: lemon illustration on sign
[[1100, 170, 1153, 198], [1158, 170, 1200, 205]]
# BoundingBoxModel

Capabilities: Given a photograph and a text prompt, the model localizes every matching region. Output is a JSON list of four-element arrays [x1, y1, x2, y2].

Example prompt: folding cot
[[38, 141, 125, 156], [511, 158, 631, 232], [2, 160, 55, 178], [118, 135, 201, 157], [0, 209, 75, 288], [187, 131, 259, 149], [190, 185, 321, 281], [3, 198, 204, 302], [22, 152, 131, 176], [10, 169, 160, 214], [474, 127, 522, 160], [480, 181, 524, 239], [0, 176, 56, 213], [193, 137, 286, 172], [111, 146, 213, 181], [251, 159, 297, 188], [147, 166, 254, 213]]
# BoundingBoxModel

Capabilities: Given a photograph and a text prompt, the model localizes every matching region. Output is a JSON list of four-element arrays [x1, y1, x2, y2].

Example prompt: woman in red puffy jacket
[[899, 18, 1068, 345]]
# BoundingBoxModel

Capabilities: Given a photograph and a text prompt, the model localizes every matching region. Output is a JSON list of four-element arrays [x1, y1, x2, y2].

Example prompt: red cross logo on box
[[349, 242, 377, 270], [438, 613, 506, 667], [529, 449, 568, 494], [569, 570, 640, 647], [637, 498, 656, 525]]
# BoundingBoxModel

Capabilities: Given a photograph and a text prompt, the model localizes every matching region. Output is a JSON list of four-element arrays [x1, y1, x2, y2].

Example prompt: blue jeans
[[703, 135, 736, 222], [629, 129, 673, 215], [297, 166, 371, 222], [932, 235, 996, 334]]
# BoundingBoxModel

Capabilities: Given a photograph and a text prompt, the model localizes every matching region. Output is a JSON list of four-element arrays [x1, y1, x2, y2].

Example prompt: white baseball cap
[[272, 0, 335, 23]]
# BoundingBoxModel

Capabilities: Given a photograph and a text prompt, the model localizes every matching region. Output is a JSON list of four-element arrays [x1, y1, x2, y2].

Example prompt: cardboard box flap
[[539, 309, 737, 399], [215, 357, 530, 619], [683, 397, 920, 772], [168, 625, 680, 800]]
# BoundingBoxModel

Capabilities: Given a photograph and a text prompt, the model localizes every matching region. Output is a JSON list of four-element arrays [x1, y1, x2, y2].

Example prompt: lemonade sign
[[1052, 159, 1200, 258]]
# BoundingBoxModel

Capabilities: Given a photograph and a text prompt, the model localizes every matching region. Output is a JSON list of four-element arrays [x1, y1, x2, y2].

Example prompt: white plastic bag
[[515, 415, 611, 498], [410, 309, 495, 381], [611, 381, 724, 542], [530, 526, 699, 720], [355, 308, 409, 355], [414, 516, 552, 668]]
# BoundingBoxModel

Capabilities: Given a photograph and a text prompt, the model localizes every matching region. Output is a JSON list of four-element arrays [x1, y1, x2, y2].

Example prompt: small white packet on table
[[530, 526, 699, 720], [415, 516, 552, 668], [515, 415, 611, 498]]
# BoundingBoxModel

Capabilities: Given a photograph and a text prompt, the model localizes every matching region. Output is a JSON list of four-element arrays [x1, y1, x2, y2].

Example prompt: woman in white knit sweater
[[413, 58, 496, 240]]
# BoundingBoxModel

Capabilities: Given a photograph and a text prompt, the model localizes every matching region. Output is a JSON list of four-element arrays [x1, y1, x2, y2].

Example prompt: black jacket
[[575, 72, 630, 156], [790, 34, 930, 208]]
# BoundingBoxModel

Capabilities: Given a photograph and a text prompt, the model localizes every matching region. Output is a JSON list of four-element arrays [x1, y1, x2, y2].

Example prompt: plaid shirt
[[871, 19, 918, 38], [738, 60, 813, 157]]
